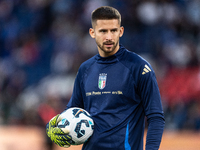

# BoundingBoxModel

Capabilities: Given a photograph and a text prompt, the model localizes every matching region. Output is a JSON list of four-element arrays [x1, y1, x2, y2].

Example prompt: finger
[[52, 127, 65, 134], [64, 144, 70, 148], [56, 115, 63, 123], [61, 127, 70, 134], [54, 139, 71, 147], [62, 134, 72, 141], [49, 115, 60, 127], [55, 134, 72, 141], [54, 140, 66, 147], [52, 127, 70, 135]]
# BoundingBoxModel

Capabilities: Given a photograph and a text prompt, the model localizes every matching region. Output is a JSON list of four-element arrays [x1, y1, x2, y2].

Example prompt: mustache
[[103, 41, 114, 45]]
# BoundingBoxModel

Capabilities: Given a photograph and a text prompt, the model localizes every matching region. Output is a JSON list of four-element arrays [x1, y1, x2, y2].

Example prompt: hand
[[46, 114, 72, 148]]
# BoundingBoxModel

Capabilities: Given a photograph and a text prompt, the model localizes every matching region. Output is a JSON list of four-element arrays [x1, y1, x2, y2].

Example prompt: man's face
[[89, 19, 124, 57]]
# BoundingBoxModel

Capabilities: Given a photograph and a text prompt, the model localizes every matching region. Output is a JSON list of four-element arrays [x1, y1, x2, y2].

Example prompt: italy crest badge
[[98, 73, 107, 89]]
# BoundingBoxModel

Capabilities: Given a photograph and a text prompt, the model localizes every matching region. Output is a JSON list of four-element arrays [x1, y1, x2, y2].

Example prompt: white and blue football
[[57, 107, 94, 145]]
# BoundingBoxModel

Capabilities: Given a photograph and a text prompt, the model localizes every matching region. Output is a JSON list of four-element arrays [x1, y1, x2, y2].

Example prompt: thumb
[[61, 127, 70, 134], [56, 115, 63, 123]]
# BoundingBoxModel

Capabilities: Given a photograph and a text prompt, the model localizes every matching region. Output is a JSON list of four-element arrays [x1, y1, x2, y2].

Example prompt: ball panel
[[57, 107, 94, 145]]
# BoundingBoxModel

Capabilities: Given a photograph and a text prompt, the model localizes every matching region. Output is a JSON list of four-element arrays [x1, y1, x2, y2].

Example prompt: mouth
[[104, 42, 114, 48]]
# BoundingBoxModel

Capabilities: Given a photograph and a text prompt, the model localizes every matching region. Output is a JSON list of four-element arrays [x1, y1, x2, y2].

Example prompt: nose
[[106, 32, 112, 40]]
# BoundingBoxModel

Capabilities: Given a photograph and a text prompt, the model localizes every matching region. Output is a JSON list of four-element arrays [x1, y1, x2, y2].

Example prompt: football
[[57, 107, 94, 145]]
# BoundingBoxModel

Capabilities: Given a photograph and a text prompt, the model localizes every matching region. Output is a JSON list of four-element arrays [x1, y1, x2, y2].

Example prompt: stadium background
[[0, 0, 200, 149]]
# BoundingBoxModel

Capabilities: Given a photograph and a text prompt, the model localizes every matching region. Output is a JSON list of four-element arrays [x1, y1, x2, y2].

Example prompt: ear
[[119, 26, 124, 37], [89, 28, 95, 38]]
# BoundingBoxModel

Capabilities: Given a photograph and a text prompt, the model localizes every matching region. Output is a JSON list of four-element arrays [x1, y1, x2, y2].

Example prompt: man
[[46, 6, 165, 150]]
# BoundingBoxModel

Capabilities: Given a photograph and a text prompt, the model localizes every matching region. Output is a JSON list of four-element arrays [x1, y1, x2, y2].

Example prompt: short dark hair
[[91, 6, 121, 27]]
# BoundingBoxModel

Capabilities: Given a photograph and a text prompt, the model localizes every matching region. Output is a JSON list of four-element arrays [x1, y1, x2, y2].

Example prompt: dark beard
[[97, 40, 119, 55]]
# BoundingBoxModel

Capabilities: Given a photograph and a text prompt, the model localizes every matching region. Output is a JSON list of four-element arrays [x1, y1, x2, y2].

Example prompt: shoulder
[[119, 48, 152, 72], [118, 47, 157, 87]]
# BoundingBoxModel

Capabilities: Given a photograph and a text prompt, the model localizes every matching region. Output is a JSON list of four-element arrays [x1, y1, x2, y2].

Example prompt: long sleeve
[[145, 115, 165, 150], [136, 62, 165, 149]]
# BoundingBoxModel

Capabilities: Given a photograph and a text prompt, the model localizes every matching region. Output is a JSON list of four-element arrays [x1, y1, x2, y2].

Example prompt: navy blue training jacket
[[66, 45, 165, 150]]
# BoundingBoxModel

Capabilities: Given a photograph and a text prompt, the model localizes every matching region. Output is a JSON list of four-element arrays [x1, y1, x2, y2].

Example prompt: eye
[[99, 30, 107, 33], [111, 29, 117, 32]]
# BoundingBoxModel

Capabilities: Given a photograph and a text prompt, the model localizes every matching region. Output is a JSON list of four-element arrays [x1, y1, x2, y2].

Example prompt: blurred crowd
[[0, 0, 200, 131]]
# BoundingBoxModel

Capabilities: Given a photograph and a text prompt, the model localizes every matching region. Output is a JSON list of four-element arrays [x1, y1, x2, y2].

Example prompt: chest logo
[[98, 73, 107, 89]]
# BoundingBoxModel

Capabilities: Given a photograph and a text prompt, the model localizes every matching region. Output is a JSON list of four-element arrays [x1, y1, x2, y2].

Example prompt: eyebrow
[[98, 28, 118, 31], [111, 28, 118, 31]]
